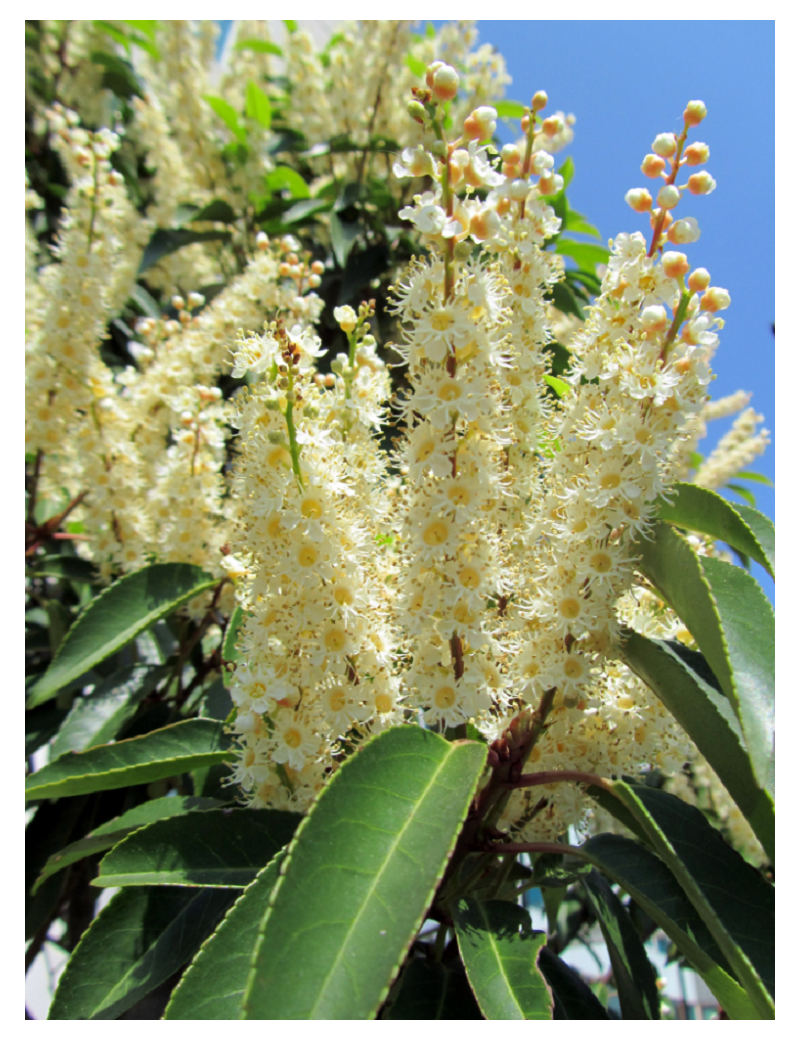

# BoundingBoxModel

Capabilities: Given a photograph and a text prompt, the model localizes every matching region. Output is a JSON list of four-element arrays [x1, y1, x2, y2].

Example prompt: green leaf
[[620, 630, 774, 862], [242, 726, 487, 1019], [128, 282, 161, 318], [27, 563, 217, 707], [736, 470, 773, 486], [164, 852, 287, 1019], [339, 242, 390, 304], [25, 718, 232, 802], [726, 483, 757, 507], [139, 228, 232, 274], [494, 99, 527, 120], [555, 239, 610, 270], [453, 898, 552, 1020], [122, 19, 157, 42], [90, 51, 142, 99], [537, 947, 609, 1019], [330, 212, 360, 269], [656, 483, 774, 579], [548, 281, 584, 321], [94, 807, 301, 888], [280, 197, 333, 225], [25, 705, 68, 758], [543, 374, 569, 398], [284, 19, 297, 32], [387, 959, 483, 1019], [557, 155, 575, 188], [635, 522, 774, 786], [48, 886, 236, 1020], [50, 664, 168, 759], [221, 606, 244, 688], [203, 94, 247, 142], [729, 502, 775, 575], [94, 20, 131, 51], [31, 554, 99, 584], [563, 209, 601, 239], [581, 833, 759, 1019], [265, 165, 310, 199], [604, 781, 775, 1017], [234, 38, 283, 56], [405, 53, 427, 78], [32, 795, 223, 895], [245, 80, 272, 129], [185, 199, 237, 224], [582, 870, 660, 1018]]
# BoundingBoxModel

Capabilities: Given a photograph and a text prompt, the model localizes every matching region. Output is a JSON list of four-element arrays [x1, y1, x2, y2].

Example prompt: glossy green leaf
[[606, 781, 774, 1017], [187, 199, 237, 224], [31, 796, 223, 896], [726, 483, 756, 507], [537, 947, 609, 1019], [25, 705, 68, 758], [555, 239, 610, 270], [581, 832, 760, 1019], [494, 99, 527, 120], [234, 38, 283, 56], [139, 228, 232, 273], [266, 165, 310, 199], [387, 959, 483, 1019], [454, 898, 552, 1020], [25, 718, 231, 801], [242, 726, 487, 1019], [245, 81, 272, 129], [330, 212, 360, 269], [729, 502, 775, 574], [27, 564, 216, 708], [656, 483, 774, 579], [620, 630, 774, 862], [164, 852, 287, 1019], [544, 374, 569, 398], [31, 554, 99, 584], [50, 664, 168, 759], [48, 886, 236, 1020], [94, 807, 301, 888], [90, 52, 142, 99], [582, 870, 660, 1019], [203, 94, 247, 142], [563, 209, 601, 239], [281, 197, 333, 225], [635, 521, 774, 786]]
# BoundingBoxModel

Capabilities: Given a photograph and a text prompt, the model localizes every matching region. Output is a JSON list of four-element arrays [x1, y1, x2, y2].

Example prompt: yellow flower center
[[301, 498, 323, 519], [423, 521, 449, 546], [297, 545, 317, 567], [333, 585, 354, 606], [563, 657, 583, 679], [374, 693, 393, 714], [284, 728, 302, 749], [559, 597, 581, 620], [447, 484, 472, 505], [600, 472, 621, 490], [324, 628, 347, 652], [617, 695, 635, 710], [416, 440, 436, 462], [328, 688, 347, 712], [590, 552, 613, 573], [437, 381, 462, 401], [434, 685, 457, 709], [459, 566, 481, 590], [431, 311, 454, 331]]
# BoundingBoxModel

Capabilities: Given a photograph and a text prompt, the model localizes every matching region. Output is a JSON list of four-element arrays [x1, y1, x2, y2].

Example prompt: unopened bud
[[508, 179, 529, 201], [541, 114, 564, 138], [700, 287, 730, 313], [501, 143, 521, 164], [687, 171, 716, 195], [538, 172, 563, 195], [469, 207, 501, 241], [641, 305, 669, 332], [668, 217, 701, 244], [652, 133, 678, 158], [407, 99, 427, 124], [432, 64, 459, 102], [425, 61, 444, 89], [684, 100, 707, 126], [625, 187, 653, 213], [662, 251, 690, 279], [657, 184, 681, 210], [641, 153, 666, 178], [463, 106, 497, 141], [188, 292, 205, 309], [255, 231, 269, 250], [684, 142, 710, 166], [687, 267, 711, 293], [311, 260, 325, 275], [531, 90, 548, 112], [307, 273, 321, 288]]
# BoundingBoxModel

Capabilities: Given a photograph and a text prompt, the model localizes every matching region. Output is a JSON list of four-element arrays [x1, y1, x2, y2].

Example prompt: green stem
[[432, 922, 449, 963], [660, 288, 692, 362], [284, 367, 305, 493]]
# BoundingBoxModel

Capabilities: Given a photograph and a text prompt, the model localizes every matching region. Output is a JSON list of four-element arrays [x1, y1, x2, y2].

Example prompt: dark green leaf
[[199, 677, 234, 721], [164, 853, 287, 1019], [94, 807, 301, 888], [245, 80, 272, 129], [729, 502, 775, 575], [32, 796, 224, 895], [265, 165, 310, 199], [726, 483, 756, 507], [454, 898, 552, 1020], [48, 886, 236, 1020], [25, 705, 69, 758], [635, 522, 774, 786], [90, 52, 142, 99], [494, 99, 527, 120], [339, 242, 390, 304], [185, 199, 237, 224], [234, 38, 283, 56], [31, 555, 99, 584], [50, 664, 169, 759], [280, 197, 333, 226], [128, 283, 161, 318], [25, 718, 232, 801], [605, 781, 774, 1017], [202, 94, 247, 142], [139, 229, 232, 274], [330, 212, 360, 269], [27, 563, 217, 707], [242, 727, 487, 1019], [620, 630, 774, 862], [581, 832, 759, 1019], [387, 959, 483, 1019], [549, 281, 584, 321], [545, 341, 572, 378], [537, 947, 609, 1019], [656, 483, 774, 579], [582, 870, 660, 1018]]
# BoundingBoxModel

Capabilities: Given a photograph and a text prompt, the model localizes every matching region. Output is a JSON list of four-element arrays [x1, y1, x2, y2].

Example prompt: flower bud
[[501, 143, 521, 164], [541, 114, 564, 137], [188, 292, 206, 309], [307, 273, 321, 288], [668, 217, 701, 244], [538, 172, 563, 195], [652, 133, 678, 157], [641, 153, 666, 178], [311, 260, 325, 275], [509, 178, 530, 201], [641, 305, 668, 332], [625, 187, 653, 213], [255, 231, 269, 250], [407, 99, 427, 124], [531, 90, 548, 112], [684, 142, 709, 166], [684, 100, 707, 126], [687, 267, 711, 292], [662, 251, 690, 279], [171, 295, 185, 311], [469, 207, 501, 241], [700, 287, 731, 313], [432, 64, 459, 101], [425, 61, 444, 88], [463, 106, 497, 141], [334, 305, 357, 333], [687, 171, 716, 195], [656, 184, 681, 210]]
